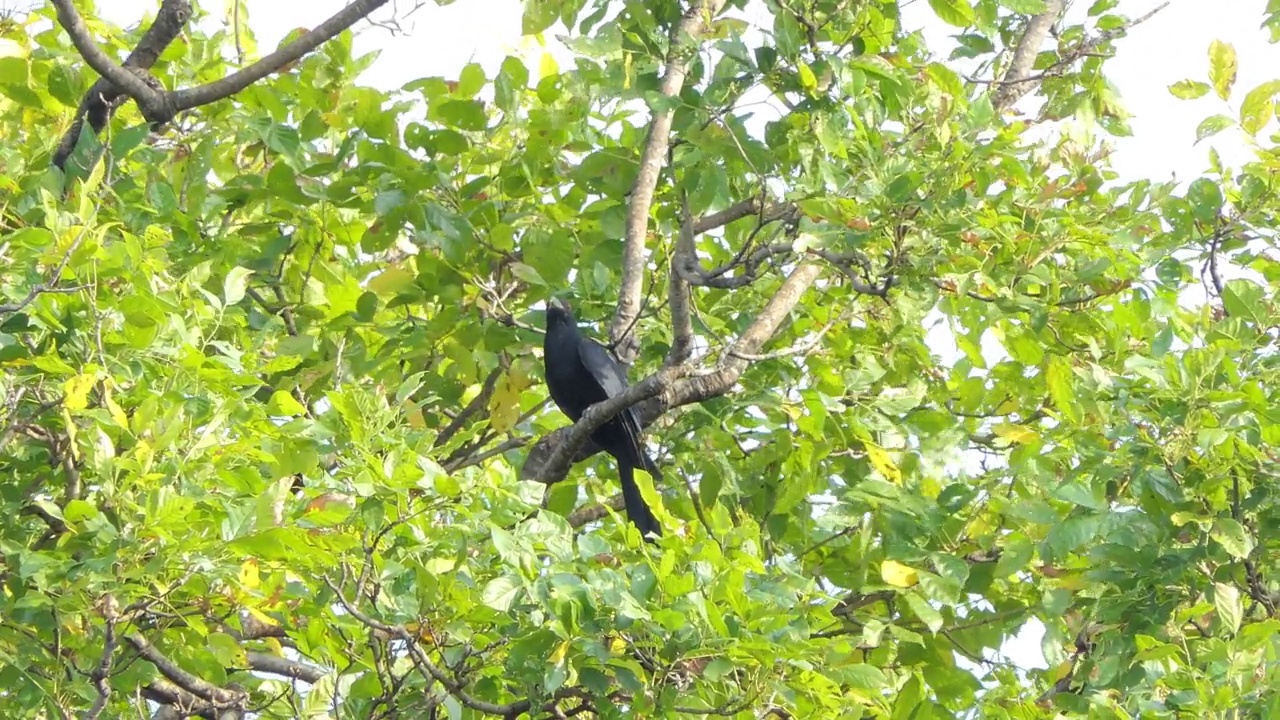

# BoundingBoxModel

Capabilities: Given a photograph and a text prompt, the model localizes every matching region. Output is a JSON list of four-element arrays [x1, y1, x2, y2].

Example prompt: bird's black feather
[[543, 298, 662, 539]]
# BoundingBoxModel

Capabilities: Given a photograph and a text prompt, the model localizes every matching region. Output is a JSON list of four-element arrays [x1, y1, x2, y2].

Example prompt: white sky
[[90, 0, 1279, 182], [79, 0, 1280, 682]]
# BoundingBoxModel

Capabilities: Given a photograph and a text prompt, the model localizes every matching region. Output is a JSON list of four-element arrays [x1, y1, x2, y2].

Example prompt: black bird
[[542, 297, 662, 540]]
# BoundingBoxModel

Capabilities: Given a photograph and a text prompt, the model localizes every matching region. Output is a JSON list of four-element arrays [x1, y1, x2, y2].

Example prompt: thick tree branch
[[665, 196, 697, 367], [567, 494, 627, 528], [167, 0, 390, 112], [691, 197, 798, 236], [991, 1, 1168, 110], [991, 0, 1067, 111], [664, 262, 823, 405], [245, 651, 327, 684], [126, 633, 247, 710], [51, 0, 191, 169], [692, 197, 770, 235], [51, 0, 390, 170], [143, 680, 221, 720], [49, 0, 169, 112], [611, 0, 729, 364]]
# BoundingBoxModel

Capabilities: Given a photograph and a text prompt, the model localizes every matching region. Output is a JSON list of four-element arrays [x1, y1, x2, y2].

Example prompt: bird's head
[[545, 296, 576, 327]]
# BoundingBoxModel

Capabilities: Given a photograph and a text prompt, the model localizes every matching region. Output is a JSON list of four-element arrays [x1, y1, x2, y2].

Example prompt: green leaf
[[63, 499, 99, 523], [206, 632, 247, 666], [926, 62, 964, 97], [1214, 582, 1242, 634], [109, 123, 151, 159], [508, 262, 546, 287], [1210, 518, 1253, 559], [46, 63, 79, 107], [1239, 79, 1280, 134], [1168, 79, 1211, 99], [434, 99, 488, 131], [223, 267, 253, 306], [1221, 279, 1268, 325], [1208, 40, 1238, 100], [267, 391, 307, 417], [903, 592, 944, 633], [355, 291, 378, 321], [798, 62, 818, 94], [928, 0, 975, 27], [482, 575, 521, 611], [522, 0, 559, 35], [496, 56, 529, 112], [1045, 355, 1080, 423], [843, 663, 888, 689], [1195, 114, 1234, 142], [457, 63, 486, 98], [1186, 178, 1223, 222], [997, 0, 1046, 12]]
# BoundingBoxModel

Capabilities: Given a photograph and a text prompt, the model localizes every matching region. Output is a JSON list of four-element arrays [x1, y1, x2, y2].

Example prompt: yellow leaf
[[865, 442, 902, 483], [919, 475, 941, 499], [607, 636, 627, 656], [103, 382, 129, 429], [403, 401, 425, 429], [132, 440, 153, 473], [239, 559, 260, 590], [263, 637, 284, 656], [549, 639, 570, 665], [245, 604, 277, 628], [61, 408, 80, 460], [994, 423, 1038, 444], [63, 372, 98, 411], [540, 52, 559, 81], [881, 560, 919, 588], [488, 362, 530, 433], [142, 225, 172, 247]]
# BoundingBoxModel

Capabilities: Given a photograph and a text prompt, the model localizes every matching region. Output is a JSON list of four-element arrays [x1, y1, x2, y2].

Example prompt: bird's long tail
[[618, 460, 662, 541]]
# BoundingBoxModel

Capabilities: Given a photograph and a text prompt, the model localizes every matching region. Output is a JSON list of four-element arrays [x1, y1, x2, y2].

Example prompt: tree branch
[[167, 0, 391, 113], [51, 0, 391, 170], [665, 196, 697, 367], [567, 494, 627, 528], [143, 680, 220, 720], [0, 222, 94, 315], [434, 357, 509, 449], [245, 651, 327, 684], [675, 197, 800, 291], [81, 615, 117, 720], [49, 0, 170, 119], [991, 0, 1067, 111], [691, 197, 769, 235], [325, 576, 571, 717], [610, 0, 728, 364], [125, 633, 247, 709], [991, 1, 1168, 111]]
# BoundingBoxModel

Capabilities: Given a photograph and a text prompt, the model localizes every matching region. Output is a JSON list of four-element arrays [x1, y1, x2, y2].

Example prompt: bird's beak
[[549, 297, 571, 313]]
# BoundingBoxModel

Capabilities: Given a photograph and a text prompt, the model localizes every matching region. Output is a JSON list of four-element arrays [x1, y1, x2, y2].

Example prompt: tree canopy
[[1, 0, 1279, 718]]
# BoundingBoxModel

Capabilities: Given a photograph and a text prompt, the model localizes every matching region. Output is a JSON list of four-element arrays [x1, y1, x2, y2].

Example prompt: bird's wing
[[577, 338, 630, 398], [577, 338, 656, 472]]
